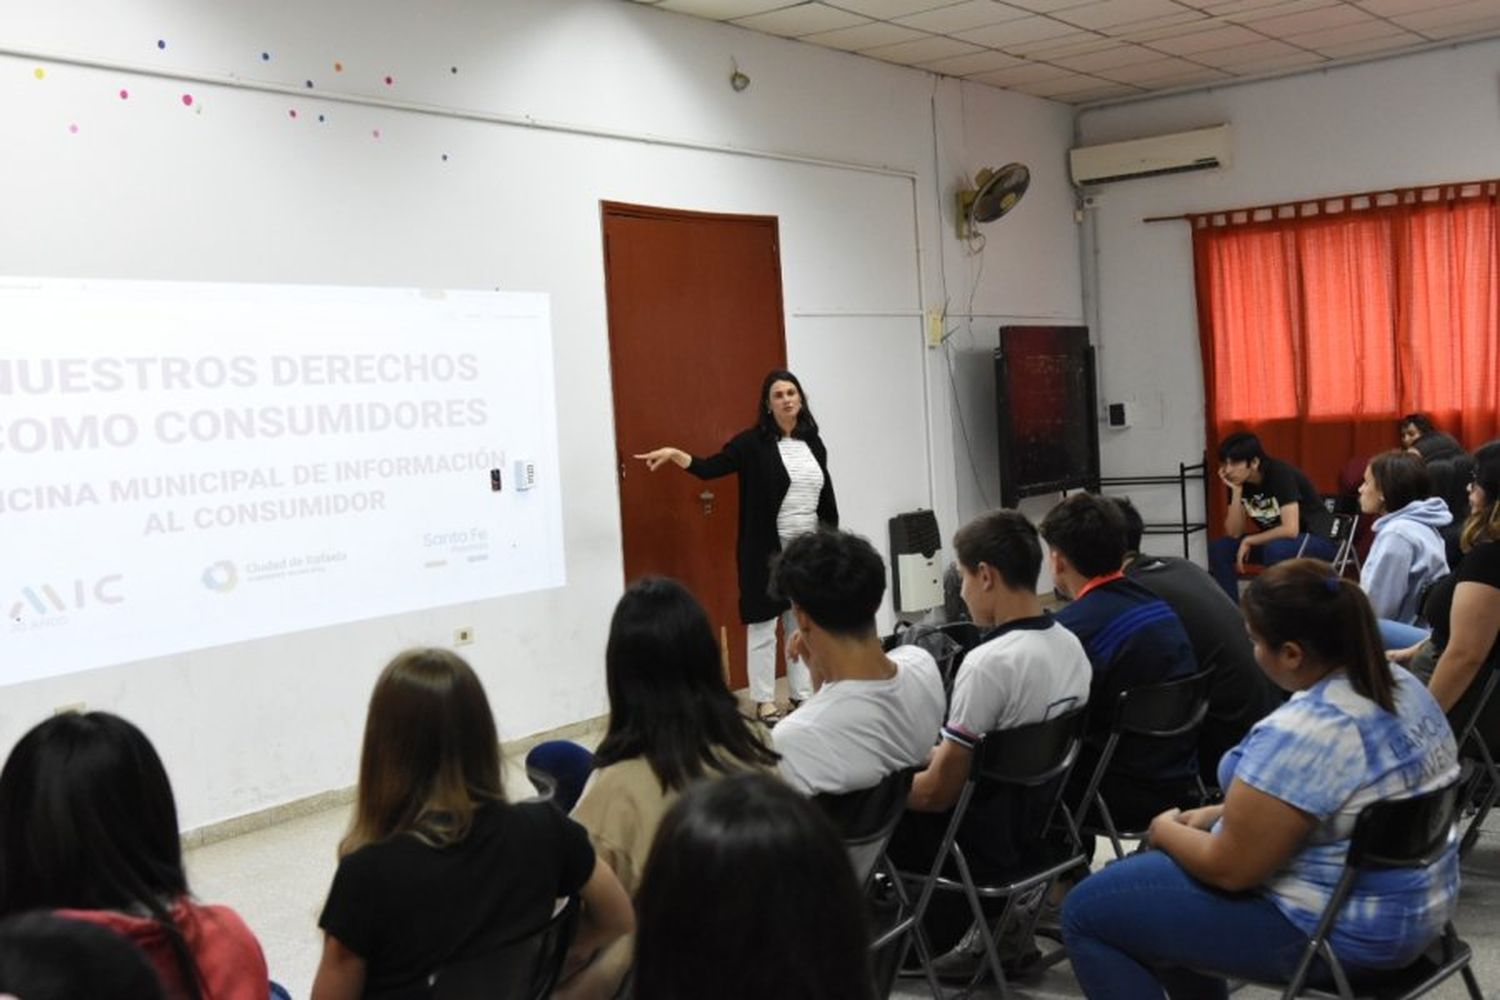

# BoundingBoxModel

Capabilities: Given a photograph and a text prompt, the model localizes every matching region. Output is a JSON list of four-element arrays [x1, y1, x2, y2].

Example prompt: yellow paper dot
[[33, 67, 45, 80]]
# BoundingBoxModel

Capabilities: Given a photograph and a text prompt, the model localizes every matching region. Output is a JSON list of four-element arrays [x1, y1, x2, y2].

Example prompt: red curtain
[[1193, 183, 1500, 535]]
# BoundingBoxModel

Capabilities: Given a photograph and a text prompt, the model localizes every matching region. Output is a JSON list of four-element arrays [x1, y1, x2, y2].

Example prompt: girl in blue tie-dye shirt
[[1062, 559, 1459, 999]]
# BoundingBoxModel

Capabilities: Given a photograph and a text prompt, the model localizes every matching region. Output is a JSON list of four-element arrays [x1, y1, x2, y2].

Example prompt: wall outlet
[[53, 701, 86, 716], [925, 307, 945, 348], [454, 627, 474, 646]]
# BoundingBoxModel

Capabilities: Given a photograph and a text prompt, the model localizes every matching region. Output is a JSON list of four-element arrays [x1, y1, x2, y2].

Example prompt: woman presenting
[[636, 370, 838, 725]]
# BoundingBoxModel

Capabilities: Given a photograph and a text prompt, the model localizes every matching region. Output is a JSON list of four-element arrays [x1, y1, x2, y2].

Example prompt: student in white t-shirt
[[770, 529, 946, 797], [890, 509, 1092, 973]]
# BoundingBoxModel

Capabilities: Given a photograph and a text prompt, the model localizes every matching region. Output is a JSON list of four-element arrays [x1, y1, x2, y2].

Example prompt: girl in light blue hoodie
[[1359, 451, 1450, 640]]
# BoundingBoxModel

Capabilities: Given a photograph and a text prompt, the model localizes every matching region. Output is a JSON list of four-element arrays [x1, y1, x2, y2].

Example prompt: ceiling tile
[[1145, 21, 1268, 49], [1053, 0, 1201, 29], [829, 0, 965, 15], [1311, 28, 1429, 53], [655, 0, 792, 17], [1287, 18, 1409, 44], [862, 35, 988, 63], [1204, 0, 1337, 18], [1189, 36, 1307, 60], [956, 13, 1086, 43], [993, 0, 1101, 11], [1027, 32, 1123, 53], [1217, 48, 1328, 70], [1408, 12, 1500, 35], [1052, 41, 1177, 68], [968, 60, 1080, 83], [895, 0, 1034, 30], [1129, 63, 1235, 83], [1012, 71, 1114, 95], [1392, 0, 1500, 27], [1066, 81, 1151, 100], [1243, 3, 1375, 34], [732, 3, 872, 34], [1357, 0, 1476, 14], [918, 48, 1029, 72], [1095, 53, 1209, 78], [799, 21, 930, 48]]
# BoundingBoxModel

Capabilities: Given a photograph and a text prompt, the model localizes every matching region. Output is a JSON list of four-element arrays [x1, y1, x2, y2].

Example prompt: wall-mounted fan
[[955, 163, 1030, 241]]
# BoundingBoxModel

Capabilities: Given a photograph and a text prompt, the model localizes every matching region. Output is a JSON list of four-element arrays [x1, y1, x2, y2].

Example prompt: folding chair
[[814, 768, 940, 999], [894, 706, 1089, 1000], [1445, 655, 1500, 858], [1071, 670, 1214, 859], [426, 895, 579, 1000], [1299, 504, 1359, 577], [1203, 781, 1481, 999]]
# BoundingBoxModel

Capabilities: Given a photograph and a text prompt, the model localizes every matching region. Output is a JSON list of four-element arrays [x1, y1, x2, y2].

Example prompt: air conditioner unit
[[1070, 124, 1230, 186]]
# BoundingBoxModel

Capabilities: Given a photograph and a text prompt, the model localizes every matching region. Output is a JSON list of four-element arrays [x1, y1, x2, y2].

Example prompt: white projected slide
[[0, 278, 565, 685]]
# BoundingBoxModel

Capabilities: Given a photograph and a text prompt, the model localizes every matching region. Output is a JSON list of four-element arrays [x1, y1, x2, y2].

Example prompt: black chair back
[[975, 705, 1087, 787], [1114, 669, 1213, 738], [1346, 782, 1460, 871], [814, 767, 917, 887], [427, 896, 579, 1000]]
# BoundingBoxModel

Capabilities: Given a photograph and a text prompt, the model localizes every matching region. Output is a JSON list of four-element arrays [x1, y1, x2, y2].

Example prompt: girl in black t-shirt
[[312, 649, 634, 1000], [1416, 440, 1500, 713]]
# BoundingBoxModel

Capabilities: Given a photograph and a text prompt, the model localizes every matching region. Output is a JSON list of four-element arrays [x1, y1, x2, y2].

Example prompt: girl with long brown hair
[[311, 649, 633, 999]]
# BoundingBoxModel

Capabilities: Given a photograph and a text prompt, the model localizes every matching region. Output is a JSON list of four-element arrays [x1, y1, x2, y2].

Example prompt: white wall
[[1076, 38, 1500, 560], [0, 0, 1081, 828]]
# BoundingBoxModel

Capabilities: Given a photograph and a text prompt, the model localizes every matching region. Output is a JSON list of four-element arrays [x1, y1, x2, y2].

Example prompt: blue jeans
[[1208, 534, 1339, 603], [1378, 618, 1430, 651], [1062, 850, 1358, 999]]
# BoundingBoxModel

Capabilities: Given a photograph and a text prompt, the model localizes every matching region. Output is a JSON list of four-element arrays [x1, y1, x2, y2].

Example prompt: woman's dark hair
[[1462, 440, 1500, 551], [1400, 413, 1436, 438], [634, 773, 873, 1000], [0, 912, 165, 1000], [594, 578, 778, 792], [755, 369, 819, 439], [1241, 559, 1393, 711], [0, 712, 203, 1000], [1367, 450, 1431, 514]]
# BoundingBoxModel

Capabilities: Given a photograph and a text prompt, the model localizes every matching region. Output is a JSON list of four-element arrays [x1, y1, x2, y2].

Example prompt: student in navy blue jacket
[[636, 370, 838, 724]]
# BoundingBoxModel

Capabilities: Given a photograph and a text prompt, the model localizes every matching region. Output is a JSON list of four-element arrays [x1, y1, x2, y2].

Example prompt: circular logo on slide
[[201, 561, 238, 593]]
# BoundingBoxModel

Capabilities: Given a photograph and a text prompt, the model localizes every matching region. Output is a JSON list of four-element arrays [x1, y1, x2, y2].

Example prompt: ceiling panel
[[634, 0, 1500, 104]]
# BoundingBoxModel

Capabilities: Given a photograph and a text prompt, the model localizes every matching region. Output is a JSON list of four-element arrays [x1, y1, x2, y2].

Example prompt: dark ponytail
[[1241, 559, 1394, 712]]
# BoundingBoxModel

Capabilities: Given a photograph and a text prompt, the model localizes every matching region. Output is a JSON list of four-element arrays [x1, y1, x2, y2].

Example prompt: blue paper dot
[[317, 114, 326, 123], [157, 39, 167, 50], [450, 66, 458, 74], [305, 79, 313, 88], [441, 153, 449, 161], [260, 52, 271, 61]]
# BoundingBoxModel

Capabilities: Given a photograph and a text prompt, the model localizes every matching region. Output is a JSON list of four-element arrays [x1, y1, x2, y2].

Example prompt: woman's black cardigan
[[687, 427, 839, 624]]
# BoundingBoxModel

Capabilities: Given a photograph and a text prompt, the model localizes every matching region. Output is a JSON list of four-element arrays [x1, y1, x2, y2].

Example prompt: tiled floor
[[186, 721, 1500, 999]]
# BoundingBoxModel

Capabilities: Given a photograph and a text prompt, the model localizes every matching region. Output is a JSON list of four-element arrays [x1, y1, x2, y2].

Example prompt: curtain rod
[[1141, 176, 1500, 225]]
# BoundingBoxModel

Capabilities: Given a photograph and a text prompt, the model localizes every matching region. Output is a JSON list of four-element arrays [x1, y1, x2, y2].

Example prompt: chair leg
[[951, 849, 1012, 1000], [1096, 796, 1126, 860], [1460, 961, 1484, 1000]]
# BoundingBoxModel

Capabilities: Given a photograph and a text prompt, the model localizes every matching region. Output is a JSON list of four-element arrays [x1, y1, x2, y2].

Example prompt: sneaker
[[929, 916, 1044, 983], [755, 701, 782, 726]]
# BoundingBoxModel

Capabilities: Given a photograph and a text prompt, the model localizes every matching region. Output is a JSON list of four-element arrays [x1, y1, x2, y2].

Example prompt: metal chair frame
[[1071, 670, 1214, 859], [425, 894, 579, 1000], [893, 706, 1090, 1000]]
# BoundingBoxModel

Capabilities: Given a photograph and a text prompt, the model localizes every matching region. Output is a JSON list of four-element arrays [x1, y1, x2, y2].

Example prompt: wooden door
[[602, 202, 788, 690]]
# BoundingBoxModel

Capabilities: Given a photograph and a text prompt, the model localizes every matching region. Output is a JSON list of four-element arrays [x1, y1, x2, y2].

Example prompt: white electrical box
[[894, 552, 943, 614], [514, 459, 537, 490]]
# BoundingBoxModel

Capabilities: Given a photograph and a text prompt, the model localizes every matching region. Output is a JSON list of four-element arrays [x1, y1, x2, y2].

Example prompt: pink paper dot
[[289, 109, 298, 118], [68, 123, 79, 134], [119, 88, 129, 99], [372, 129, 381, 139], [181, 93, 194, 106], [383, 75, 393, 85]]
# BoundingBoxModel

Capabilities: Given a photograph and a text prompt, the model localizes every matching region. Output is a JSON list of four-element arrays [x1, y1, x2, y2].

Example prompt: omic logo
[[201, 561, 238, 593], [9, 576, 125, 619]]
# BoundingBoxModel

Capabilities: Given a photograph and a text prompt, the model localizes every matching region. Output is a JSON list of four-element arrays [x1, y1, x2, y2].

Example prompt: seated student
[[1208, 432, 1336, 601], [1421, 445, 1475, 572], [1040, 493, 1200, 829], [0, 712, 268, 1000], [0, 912, 165, 1000], [634, 772, 874, 1000], [891, 509, 1091, 971], [1113, 498, 1281, 790], [1063, 561, 1460, 1000], [1401, 440, 1500, 713], [1358, 450, 1450, 648], [550, 578, 778, 1000], [770, 529, 946, 796], [1399, 412, 1439, 451], [313, 649, 634, 1000]]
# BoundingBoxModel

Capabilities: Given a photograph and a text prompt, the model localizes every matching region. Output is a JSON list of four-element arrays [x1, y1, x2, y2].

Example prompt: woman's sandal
[[756, 701, 783, 726]]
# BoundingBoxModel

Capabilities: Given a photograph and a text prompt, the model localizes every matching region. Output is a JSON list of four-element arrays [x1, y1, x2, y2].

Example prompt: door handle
[[698, 490, 715, 515]]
